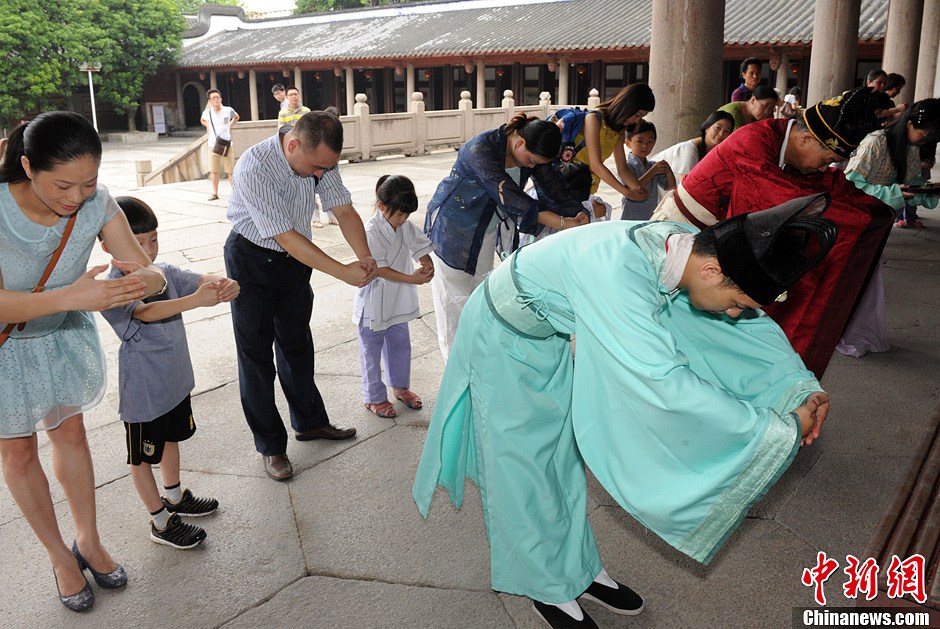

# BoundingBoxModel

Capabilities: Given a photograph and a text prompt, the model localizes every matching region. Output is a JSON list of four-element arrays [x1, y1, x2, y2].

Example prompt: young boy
[[621, 120, 676, 221], [101, 197, 240, 549]]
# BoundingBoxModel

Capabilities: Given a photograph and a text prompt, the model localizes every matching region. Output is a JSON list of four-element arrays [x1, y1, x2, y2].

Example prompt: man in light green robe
[[413, 208, 830, 627]]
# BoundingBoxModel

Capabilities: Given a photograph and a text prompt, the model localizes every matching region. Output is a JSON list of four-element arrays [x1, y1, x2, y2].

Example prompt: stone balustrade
[[137, 89, 602, 186]]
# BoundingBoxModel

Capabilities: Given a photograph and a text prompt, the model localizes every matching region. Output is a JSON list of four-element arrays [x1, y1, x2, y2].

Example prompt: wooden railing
[[137, 89, 601, 186]]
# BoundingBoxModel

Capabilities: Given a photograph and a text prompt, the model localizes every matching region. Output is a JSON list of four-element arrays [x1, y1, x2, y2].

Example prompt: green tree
[[0, 0, 96, 128], [86, 0, 184, 131]]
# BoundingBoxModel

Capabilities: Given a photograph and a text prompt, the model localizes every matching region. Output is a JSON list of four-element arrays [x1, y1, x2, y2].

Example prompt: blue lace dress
[[0, 183, 118, 437]]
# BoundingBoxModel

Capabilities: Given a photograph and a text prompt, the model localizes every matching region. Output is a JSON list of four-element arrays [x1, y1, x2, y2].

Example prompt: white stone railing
[[140, 89, 601, 185]]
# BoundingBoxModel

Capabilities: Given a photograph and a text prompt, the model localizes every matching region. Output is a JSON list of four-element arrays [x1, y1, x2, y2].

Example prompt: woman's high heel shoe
[[54, 561, 94, 612], [71, 540, 128, 589]]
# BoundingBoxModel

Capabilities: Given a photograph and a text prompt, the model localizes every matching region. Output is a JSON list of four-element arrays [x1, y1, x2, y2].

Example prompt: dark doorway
[[183, 84, 203, 128]]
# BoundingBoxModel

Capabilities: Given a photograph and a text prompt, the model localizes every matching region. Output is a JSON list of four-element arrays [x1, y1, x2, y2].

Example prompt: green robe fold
[[413, 221, 820, 603]]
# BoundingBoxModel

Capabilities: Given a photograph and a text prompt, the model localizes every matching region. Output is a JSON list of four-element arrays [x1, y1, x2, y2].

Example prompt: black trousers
[[224, 232, 329, 455]]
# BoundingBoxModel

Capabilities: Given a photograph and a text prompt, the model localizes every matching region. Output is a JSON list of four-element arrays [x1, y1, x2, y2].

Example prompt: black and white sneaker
[[162, 488, 218, 517], [150, 513, 207, 549], [532, 601, 598, 629], [579, 580, 644, 616]]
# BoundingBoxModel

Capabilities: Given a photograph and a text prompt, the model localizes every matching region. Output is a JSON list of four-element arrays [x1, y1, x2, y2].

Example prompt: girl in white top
[[354, 175, 435, 418]]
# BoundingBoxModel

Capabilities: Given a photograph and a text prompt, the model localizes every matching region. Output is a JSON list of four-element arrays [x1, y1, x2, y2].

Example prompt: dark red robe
[[681, 119, 894, 378]]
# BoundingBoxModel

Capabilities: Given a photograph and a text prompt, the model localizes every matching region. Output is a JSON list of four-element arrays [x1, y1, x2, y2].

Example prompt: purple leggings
[[357, 321, 411, 404]]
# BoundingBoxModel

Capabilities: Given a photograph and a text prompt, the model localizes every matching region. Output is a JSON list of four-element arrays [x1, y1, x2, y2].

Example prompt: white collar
[[778, 118, 796, 169], [661, 232, 694, 292]]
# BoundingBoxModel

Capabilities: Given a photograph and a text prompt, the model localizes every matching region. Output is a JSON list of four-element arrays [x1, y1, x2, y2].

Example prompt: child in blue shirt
[[621, 121, 676, 220], [101, 197, 239, 549]]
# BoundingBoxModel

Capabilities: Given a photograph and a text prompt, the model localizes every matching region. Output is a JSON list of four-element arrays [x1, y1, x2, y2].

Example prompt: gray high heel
[[54, 560, 94, 612], [71, 540, 128, 589]]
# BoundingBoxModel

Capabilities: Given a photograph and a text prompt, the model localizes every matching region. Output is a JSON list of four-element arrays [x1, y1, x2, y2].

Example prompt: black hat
[[712, 193, 838, 305], [803, 86, 889, 160]]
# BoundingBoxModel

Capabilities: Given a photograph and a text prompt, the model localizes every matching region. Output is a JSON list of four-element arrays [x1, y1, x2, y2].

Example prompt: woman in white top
[[650, 110, 734, 182]]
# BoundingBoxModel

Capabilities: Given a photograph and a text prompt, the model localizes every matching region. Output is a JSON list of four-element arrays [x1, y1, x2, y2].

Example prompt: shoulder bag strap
[[0, 212, 78, 347]]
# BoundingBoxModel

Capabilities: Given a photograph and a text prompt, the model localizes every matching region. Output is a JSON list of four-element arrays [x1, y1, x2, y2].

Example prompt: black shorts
[[124, 395, 196, 465]]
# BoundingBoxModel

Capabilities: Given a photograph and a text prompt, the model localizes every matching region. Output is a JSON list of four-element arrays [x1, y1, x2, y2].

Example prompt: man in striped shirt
[[223, 111, 377, 481], [277, 86, 311, 130]]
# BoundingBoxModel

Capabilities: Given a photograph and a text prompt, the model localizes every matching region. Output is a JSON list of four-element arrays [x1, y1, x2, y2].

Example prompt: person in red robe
[[652, 88, 895, 377]]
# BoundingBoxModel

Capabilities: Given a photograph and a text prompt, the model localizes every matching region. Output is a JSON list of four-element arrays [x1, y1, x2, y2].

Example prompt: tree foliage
[[0, 0, 97, 127], [0, 0, 183, 130], [295, 0, 400, 15], [86, 0, 184, 130]]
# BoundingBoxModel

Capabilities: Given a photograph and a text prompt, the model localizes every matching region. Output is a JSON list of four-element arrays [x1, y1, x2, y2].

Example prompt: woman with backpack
[[568, 83, 656, 203], [424, 113, 588, 360]]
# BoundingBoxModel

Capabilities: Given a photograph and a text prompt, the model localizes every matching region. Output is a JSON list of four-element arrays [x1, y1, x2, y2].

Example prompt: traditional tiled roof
[[178, 0, 887, 69]]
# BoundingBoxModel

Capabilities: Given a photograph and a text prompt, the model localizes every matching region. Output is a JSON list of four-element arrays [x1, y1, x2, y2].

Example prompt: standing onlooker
[[224, 111, 376, 482], [101, 196, 239, 550], [277, 86, 311, 130], [0, 112, 166, 612], [201, 89, 239, 202], [354, 175, 434, 419], [730, 57, 762, 102], [620, 121, 676, 220], [719, 85, 778, 131], [271, 84, 288, 111], [425, 113, 587, 360]]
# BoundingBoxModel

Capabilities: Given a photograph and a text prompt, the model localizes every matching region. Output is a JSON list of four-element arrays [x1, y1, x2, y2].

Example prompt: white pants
[[429, 235, 497, 362]]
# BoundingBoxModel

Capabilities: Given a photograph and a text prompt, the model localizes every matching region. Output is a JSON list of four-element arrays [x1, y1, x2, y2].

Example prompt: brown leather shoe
[[295, 423, 357, 441], [262, 454, 293, 480]]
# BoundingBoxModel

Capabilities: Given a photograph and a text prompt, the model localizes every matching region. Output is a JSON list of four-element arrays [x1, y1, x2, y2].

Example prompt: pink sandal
[[394, 390, 423, 410], [365, 401, 396, 418]]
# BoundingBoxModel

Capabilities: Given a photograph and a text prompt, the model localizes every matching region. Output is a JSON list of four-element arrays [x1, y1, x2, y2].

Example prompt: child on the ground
[[100, 197, 239, 549], [519, 161, 605, 248], [354, 176, 434, 419], [620, 120, 676, 220]]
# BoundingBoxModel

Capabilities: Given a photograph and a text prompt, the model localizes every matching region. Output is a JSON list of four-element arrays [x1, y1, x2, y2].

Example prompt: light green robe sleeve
[[538, 228, 819, 563]]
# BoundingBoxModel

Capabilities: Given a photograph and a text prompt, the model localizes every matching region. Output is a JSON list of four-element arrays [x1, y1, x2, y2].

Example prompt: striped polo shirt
[[278, 105, 311, 129], [227, 134, 352, 252]]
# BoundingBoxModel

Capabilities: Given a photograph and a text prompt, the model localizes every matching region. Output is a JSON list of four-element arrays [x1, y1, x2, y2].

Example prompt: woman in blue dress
[[0, 112, 166, 611]]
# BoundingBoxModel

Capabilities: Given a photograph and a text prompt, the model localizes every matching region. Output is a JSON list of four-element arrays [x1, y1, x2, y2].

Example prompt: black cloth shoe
[[295, 423, 356, 441], [532, 601, 598, 629], [579, 580, 644, 616]]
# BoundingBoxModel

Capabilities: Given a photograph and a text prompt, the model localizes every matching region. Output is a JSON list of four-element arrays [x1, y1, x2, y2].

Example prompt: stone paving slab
[[294, 426, 493, 592], [221, 576, 514, 629]]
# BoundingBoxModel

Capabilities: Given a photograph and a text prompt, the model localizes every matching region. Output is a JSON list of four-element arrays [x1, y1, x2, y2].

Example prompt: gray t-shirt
[[101, 262, 203, 422]]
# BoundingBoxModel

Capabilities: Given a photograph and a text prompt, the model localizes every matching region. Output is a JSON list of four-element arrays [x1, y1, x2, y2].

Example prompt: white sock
[[594, 567, 619, 589], [164, 483, 183, 504], [548, 601, 583, 621], [151, 507, 171, 529]]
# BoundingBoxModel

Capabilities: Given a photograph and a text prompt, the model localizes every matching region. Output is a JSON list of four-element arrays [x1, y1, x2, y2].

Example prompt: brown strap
[[0, 212, 78, 347]]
